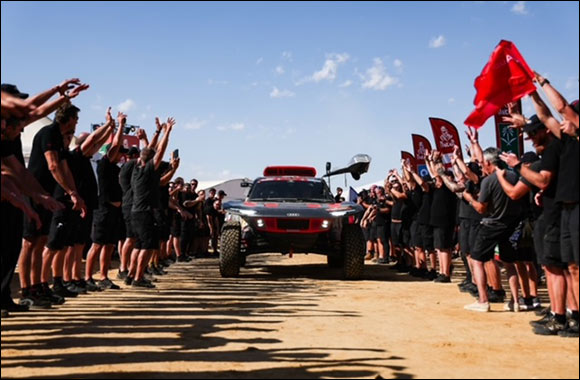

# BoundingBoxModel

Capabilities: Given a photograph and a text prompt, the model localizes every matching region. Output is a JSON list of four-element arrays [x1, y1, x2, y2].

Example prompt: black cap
[[521, 151, 539, 164], [127, 146, 140, 157], [523, 115, 546, 138], [1, 83, 29, 99], [218, 190, 227, 196], [467, 161, 482, 177]]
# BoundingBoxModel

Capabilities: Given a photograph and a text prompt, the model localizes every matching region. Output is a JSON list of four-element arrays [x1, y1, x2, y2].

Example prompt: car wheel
[[219, 222, 241, 277]]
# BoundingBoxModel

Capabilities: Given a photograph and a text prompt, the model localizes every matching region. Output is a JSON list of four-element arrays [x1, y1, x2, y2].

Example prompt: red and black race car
[[220, 159, 369, 280]]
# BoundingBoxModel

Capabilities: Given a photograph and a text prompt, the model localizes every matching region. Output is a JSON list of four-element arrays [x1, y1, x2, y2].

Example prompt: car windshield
[[248, 179, 334, 202]]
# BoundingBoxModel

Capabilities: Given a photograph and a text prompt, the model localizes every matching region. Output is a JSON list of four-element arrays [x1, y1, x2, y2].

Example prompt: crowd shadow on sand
[[1, 255, 414, 379]]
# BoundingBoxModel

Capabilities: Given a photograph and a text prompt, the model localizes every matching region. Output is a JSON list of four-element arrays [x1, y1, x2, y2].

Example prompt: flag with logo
[[411, 134, 432, 177], [465, 40, 536, 129], [495, 100, 524, 156], [429, 117, 462, 169]]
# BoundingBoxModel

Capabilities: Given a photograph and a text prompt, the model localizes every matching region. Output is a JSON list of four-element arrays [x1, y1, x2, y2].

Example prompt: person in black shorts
[[463, 147, 522, 312]]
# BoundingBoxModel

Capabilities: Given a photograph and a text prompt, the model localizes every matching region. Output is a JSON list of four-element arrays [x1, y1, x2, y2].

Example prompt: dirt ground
[[1, 253, 578, 379]]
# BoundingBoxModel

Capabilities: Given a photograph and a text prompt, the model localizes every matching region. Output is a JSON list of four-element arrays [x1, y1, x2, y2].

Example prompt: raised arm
[[106, 112, 126, 162], [81, 107, 115, 157], [26, 81, 89, 124], [465, 127, 483, 164], [530, 91, 561, 139], [534, 71, 579, 127], [153, 117, 175, 170], [160, 157, 180, 186], [500, 152, 553, 190], [148, 117, 163, 150]]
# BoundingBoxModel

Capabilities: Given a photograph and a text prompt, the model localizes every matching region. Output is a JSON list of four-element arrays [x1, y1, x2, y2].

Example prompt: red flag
[[401, 151, 416, 173], [465, 40, 536, 129], [411, 134, 432, 177], [429, 117, 462, 169]]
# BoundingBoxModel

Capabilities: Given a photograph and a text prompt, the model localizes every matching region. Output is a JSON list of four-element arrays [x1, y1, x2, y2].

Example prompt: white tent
[[199, 178, 252, 201], [20, 116, 53, 165]]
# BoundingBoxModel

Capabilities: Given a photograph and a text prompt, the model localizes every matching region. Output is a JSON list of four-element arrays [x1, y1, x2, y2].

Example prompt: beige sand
[[1, 253, 578, 379]]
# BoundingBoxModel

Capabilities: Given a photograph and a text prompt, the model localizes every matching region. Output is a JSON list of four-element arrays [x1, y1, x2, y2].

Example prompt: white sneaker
[[504, 300, 520, 312], [464, 301, 490, 312]]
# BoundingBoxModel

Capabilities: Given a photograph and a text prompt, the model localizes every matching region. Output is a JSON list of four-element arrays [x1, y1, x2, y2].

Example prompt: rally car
[[220, 158, 370, 280]]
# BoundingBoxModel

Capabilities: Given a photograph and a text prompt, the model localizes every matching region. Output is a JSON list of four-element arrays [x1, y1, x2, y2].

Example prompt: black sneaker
[[377, 258, 389, 265], [487, 289, 505, 303], [535, 306, 551, 317], [132, 279, 156, 288], [533, 317, 567, 335], [558, 318, 579, 338], [425, 270, 438, 281], [177, 255, 190, 263], [434, 274, 451, 283], [116, 270, 129, 280], [85, 278, 104, 292], [19, 295, 52, 309], [98, 278, 121, 290], [67, 282, 87, 294], [460, 283, 477, 294], [41, 284, 65, 305], [530, 312, 553, 328], [53, 283, 78, 298], [124, 276, 134, 286]]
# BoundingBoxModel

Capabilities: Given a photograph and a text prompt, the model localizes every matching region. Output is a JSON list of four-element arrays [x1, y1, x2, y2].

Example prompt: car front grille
[[277, 219, 309, 230]]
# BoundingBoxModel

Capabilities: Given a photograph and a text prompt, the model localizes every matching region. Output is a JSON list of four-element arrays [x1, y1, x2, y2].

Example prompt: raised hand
[[166, 117, 176, 131], [67, 83, 89, 99], [117, 111, 127, 125], [155, 117, 163, 132], [57, 78, 81, 95], [465, 126, 478, 143], [499, 152, 520, 168], [136, 128, 146, 139], [501, 102, 527, 129], [105, 107, 113, 125]]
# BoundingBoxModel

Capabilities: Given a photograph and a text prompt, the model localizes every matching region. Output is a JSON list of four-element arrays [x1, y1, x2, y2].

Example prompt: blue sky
[[2, 1, 578, 188]]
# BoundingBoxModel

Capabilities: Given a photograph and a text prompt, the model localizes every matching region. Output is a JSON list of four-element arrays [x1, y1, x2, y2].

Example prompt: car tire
[[219, 222, 241, 277], [342, 224, 365, 280], [327, 254, 343, 268]]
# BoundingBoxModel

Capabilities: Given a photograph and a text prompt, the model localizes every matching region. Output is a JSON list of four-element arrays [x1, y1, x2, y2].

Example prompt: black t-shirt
[[556, 134, 578, 204], [0, 136, 25, 164], [97, 156, 122, 206], [391, 198, 405, 220], [417, 185, 433, 225], [538, 138, 562, 225], [181, 191, 198, 214], [27, 122, 65, 193], [478, 171, 520, 224], [131, 160, 159, 212], [459, 180, 482, 221], [120, 159, 137, 208], [430, 184, 457, 227], [409, 186, 423, 220], [156, 162, 171, 210], [204, 197, 218, 217], [519, 161, 543, 221], [334, 194, 345, 203], [373, 198, 390, 226]]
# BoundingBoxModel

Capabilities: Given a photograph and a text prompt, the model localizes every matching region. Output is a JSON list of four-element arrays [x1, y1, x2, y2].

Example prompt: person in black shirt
[[118, 146, 141, 280], [334, 187, 345, 203], [130, 117, 174, 288], [20, 102, 88, 305], [84, 111, 126, 290], [463, 147, 521, 313]]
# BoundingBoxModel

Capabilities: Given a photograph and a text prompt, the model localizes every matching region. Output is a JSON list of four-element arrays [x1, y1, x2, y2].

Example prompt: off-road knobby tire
[[341, 224, 365, 280], [219, 222, 241, 277]]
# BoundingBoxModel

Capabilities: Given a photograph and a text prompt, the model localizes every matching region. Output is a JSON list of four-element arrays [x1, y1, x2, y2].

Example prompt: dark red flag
[[401, 151, 416, 173], [464, 40, 536, 129], [429, 117, 462, 169], [411, 134, 432, 177]]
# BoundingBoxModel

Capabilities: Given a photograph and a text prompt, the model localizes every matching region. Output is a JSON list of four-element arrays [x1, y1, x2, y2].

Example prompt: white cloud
[[270, 87, 295, 98], [393, 59, 403, 68], [448, 97, 455, 104], [217, 122, 245, 131], [275, 65, 285, 75], [118, 98, 136, 113], [185, 118, 207, 130], [429, 35, 446, 48], [361, 58, 398, 91], [511, 1, 528, 15], [298, 53, 350, 84], [565, 76, 578, 90], [339, 80, 353, 88], [282, 51, 292, 61], [256, 57, 263, 65]]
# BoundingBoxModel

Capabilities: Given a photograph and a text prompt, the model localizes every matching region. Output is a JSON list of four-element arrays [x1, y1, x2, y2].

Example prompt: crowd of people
[[1, 78, 227, 318], [355, 71, 578, 337], [1, 73, 578, 340]]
